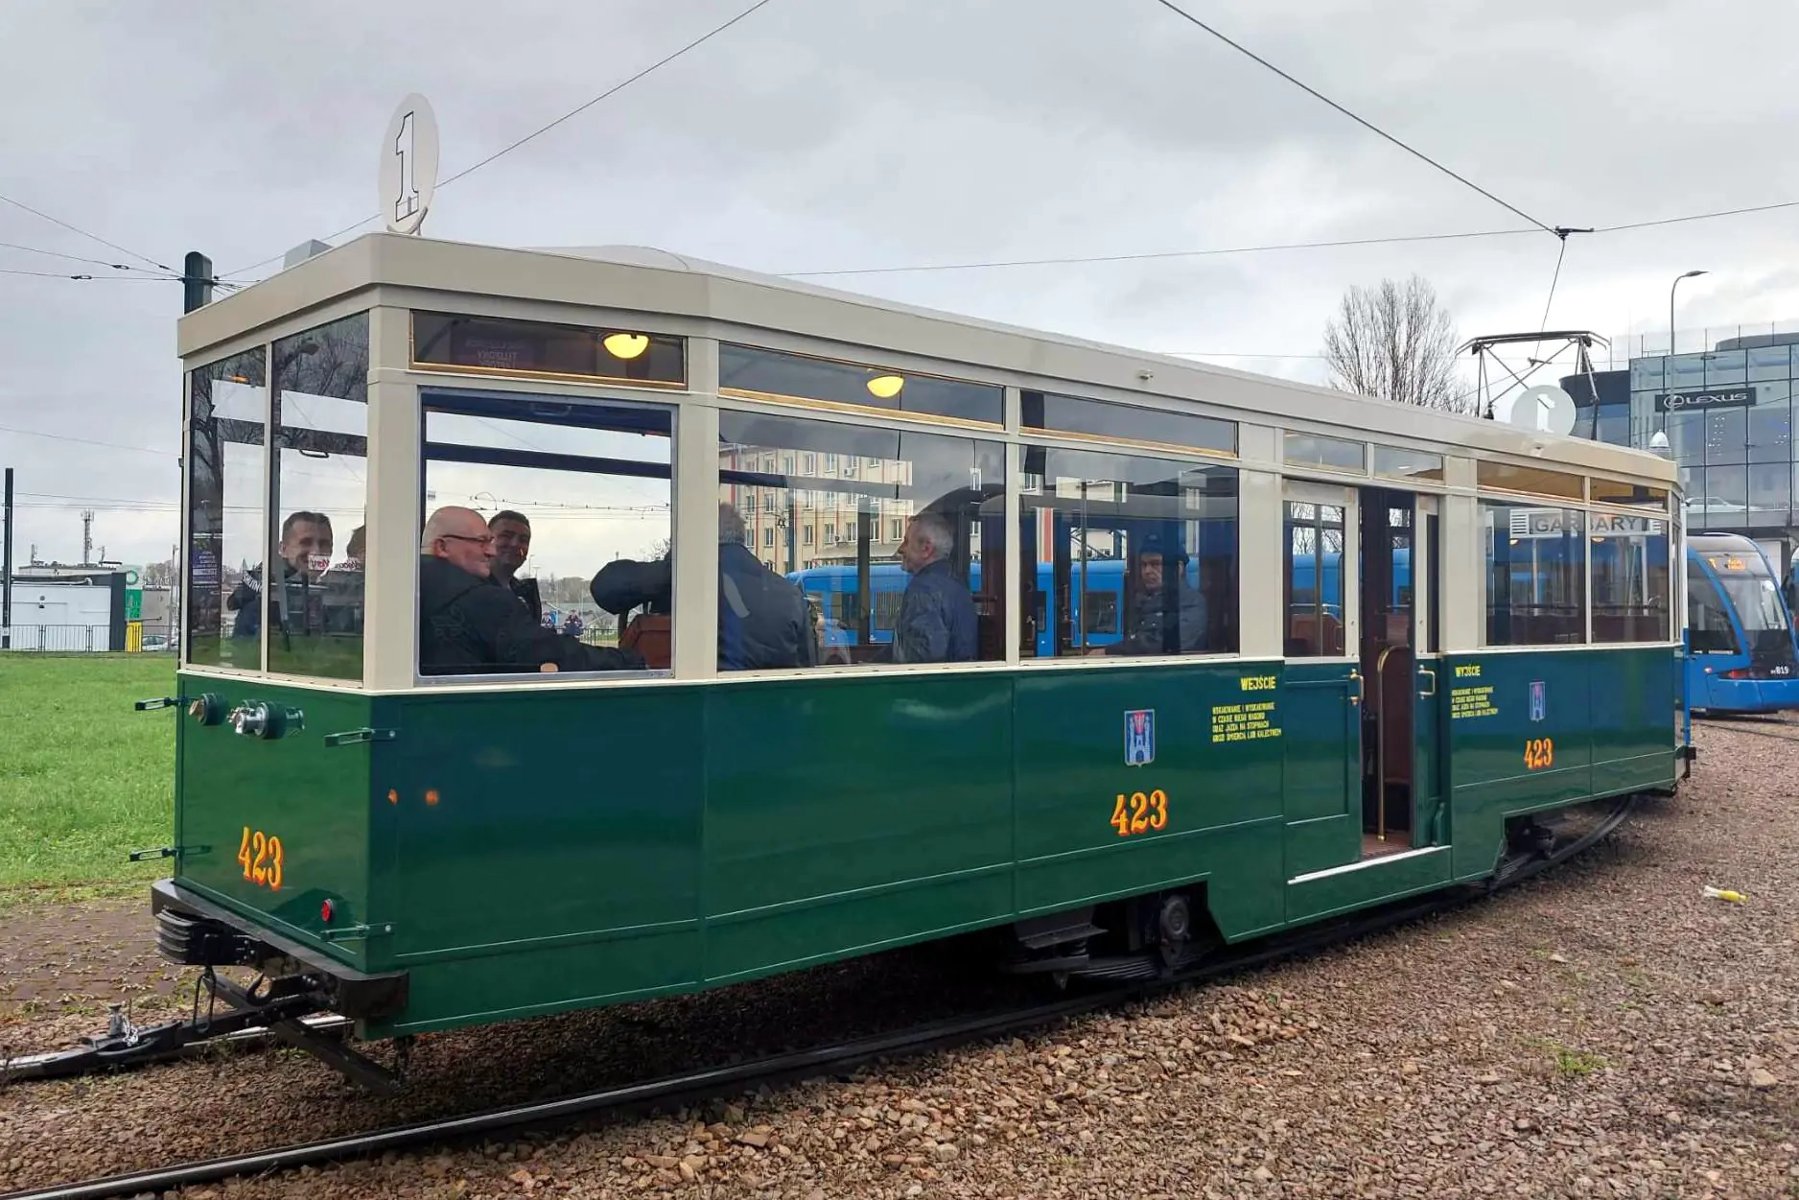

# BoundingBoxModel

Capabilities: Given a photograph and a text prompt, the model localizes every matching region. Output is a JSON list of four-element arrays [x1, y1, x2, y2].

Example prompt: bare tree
[[1322, 275, 1470, 413]]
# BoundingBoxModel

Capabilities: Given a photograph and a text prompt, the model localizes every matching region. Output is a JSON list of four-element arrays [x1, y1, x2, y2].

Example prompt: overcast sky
[[4, 0, 1798, 572]]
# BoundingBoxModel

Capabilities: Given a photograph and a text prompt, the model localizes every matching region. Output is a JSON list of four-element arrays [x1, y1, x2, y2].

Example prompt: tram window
[[1591, 520, 1671, 643], [1590, 479, 1671, 508], [718, 410, 1006, 668], [1373, 447, 1444, 484], [1283, 433, 1364, 474], [1021, 391, 1236, 456], [185, 348, 268, 670], [266, 314, 369, 681], [1481, 502, 1587, 645], [720, 344, 1002, 426], [411, 312, 685, 387], [1477, 462, 1584, 500], [1686, 564, 1738, 654], [1284, 501, 1347, 657], [1020, 447, 1237, 658], [422, 394, 673, 675]]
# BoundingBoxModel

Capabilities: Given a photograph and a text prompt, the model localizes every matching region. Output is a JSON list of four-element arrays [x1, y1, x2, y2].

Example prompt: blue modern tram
[[1685, 533, 1799, 714]]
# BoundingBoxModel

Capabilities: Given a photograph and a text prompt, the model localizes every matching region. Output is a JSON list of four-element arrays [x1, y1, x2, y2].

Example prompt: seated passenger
[[1098, 538, 1208, 656], [420, 506, 643, 675], [889, 512, 976, 663], [488, 509, 543, 624], [590, 503, 814, 670], [230, 510, 336, 639]]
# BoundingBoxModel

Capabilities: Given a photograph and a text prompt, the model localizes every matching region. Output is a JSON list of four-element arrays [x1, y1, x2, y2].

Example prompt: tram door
[[1356, 488, 1442, 853]]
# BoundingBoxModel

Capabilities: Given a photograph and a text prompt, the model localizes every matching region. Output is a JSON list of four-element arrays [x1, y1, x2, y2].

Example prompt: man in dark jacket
[[590, 503, 814, 671], [229, 510, 336, 640], [891, 512, 977, 663], [488, 509, 543, 624], [420, 506, 642, 675], [1101, 536, 1208, 656]]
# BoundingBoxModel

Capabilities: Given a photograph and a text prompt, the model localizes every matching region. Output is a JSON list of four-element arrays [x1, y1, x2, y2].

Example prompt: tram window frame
[[1590, 516, 1672, 644], [719, 344, 1003, 426], [1021, 390, 1236, 457], [266, 313, 371, 682], [1373, 446, 1445, 485], [185, 347, 269, 672], [1283, 500, 1347, 658], [1477, 461, 1584, 500], [411, 312, 686, 388], [1283, 432, 1365, 474], [1685, 561, 1738, 654], [1480, 502, 1588, 646], [1020, 445, 1238, 660], [418, 390, 676, 681], [716, 408, 1008, 670]]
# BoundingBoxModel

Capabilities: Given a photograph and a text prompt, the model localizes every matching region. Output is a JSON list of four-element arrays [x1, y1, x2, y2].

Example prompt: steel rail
[[1, 794, 1639, 1200]]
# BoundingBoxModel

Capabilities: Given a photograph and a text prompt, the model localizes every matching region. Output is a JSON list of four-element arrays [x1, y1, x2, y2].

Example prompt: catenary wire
[[1145, 0, 1558, 235], [0, 190, 173, 273], [221, 0, 779, 280]]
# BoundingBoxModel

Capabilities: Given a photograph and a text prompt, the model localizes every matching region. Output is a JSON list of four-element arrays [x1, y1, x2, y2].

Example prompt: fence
[[0, 621, 177, 653]]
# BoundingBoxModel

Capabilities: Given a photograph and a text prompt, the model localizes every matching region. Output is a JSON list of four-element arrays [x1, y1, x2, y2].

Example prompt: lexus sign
[[1653, 387, 1756, 413]]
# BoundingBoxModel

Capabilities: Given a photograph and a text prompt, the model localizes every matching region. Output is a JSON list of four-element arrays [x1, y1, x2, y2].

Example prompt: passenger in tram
[[589, 502, 814, 670], [419, 505, 643, 675], [487, 509, 543, 624], [889, 512, 977, 664], [229, 510, 335, 639], [1097, 536, 1208, 656]]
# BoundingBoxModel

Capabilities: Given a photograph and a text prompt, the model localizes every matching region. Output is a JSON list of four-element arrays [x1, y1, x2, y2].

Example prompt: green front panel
[[1013, 661, 1287, 940], [1280, 662, 1359, 877], [381, 688, 704, 1018], [173, 673, 374, 969], [1446, 647, 1676, 879], [701, 674, 1014, 980]]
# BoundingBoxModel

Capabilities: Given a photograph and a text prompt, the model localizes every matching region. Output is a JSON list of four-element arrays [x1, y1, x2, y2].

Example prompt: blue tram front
[[1685, 533, 1799, 713]]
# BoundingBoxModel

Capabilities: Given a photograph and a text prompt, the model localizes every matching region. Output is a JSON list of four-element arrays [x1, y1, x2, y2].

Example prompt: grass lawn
[[0, 653, 175, 892]]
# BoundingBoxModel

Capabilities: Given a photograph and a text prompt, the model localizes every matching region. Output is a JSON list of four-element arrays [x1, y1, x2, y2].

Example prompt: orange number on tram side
[[237, 825, 286, 891], [1523, 737, 1555, 771], [1111, 790, 1170, 837]]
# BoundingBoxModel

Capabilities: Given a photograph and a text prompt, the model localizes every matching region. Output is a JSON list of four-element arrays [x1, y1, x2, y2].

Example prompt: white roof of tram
[[176, 233, 1676, 487]]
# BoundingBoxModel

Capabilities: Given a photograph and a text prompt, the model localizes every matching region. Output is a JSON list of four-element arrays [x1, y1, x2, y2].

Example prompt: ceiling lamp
[[603, 332, 650, 360], [866, 374, 905, 400]]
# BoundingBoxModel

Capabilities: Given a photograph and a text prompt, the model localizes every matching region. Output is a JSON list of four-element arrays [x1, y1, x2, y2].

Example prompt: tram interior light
[[603, 332, 650, 360], [867, 374, 905, 399]]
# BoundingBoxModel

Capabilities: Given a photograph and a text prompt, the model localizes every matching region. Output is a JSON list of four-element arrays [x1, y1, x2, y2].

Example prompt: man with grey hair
[[418, 505, 642, 675], [891, 510, 977, 663]]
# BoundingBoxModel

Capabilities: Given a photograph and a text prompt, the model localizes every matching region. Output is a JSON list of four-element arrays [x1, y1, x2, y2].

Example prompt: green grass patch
[[1549, 1045, 1608, 1077], [0, 653, 175, 888]]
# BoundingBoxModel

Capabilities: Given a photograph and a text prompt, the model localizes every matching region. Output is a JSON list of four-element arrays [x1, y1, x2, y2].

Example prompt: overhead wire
[[0, 424, 178, 456], [0, 190, 173, 273], [221, 0, 779, 280], [1145, 0, 1558, 236]]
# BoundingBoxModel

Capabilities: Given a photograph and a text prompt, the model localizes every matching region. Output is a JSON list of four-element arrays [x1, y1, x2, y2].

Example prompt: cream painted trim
[[1289, 846, 1447, 886], [181, 290, 379, 372], [1003, 423, 1022, 667], [365, 307, 417, 690], [1239, 469, 1282, 660], [674, 341, 720, 681]]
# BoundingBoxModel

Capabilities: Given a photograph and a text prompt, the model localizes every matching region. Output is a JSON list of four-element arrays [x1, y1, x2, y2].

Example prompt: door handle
[[1418, 667, 1436, 697], [1347, 670, 1363, 705]]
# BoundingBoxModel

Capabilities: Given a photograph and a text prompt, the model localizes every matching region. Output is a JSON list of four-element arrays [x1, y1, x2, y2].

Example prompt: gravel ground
[[3, 716, 1797, 1198]]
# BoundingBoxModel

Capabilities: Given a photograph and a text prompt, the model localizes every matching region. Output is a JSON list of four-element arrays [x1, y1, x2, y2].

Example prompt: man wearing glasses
[[418, 506, 641, 675]]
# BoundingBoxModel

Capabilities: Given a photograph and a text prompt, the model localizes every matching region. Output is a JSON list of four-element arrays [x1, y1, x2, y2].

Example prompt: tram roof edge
[[177, 234, 1674, 485]]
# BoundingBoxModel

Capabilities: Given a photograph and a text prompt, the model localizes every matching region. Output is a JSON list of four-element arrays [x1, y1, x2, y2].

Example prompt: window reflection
[[713, 411, 1007, 668], [1284, 501, 1346, 656], [1483, 502, 1586, 645], [186, 350, 266, 670], [1019, 447, 1237, 658], [1592, 519, 1670, 642], [267, 314, 369, 680]]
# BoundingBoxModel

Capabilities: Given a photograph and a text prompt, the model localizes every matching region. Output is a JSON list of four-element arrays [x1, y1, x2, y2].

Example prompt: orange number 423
[[236, 826, 285, 891], [1523, 738, 1555, 771], [1110, 790, 1169, 838]]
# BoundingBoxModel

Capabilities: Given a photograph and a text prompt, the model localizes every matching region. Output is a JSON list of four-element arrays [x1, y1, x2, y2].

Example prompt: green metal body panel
[[167, 648, 1676, 1038]]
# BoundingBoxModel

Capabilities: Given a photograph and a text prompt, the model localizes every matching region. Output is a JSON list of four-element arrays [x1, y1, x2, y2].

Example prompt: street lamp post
[[1669, 270, 1707, 356]]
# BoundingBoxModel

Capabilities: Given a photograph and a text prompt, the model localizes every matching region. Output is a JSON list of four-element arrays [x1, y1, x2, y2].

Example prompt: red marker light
[[321, 899, 334, 923]]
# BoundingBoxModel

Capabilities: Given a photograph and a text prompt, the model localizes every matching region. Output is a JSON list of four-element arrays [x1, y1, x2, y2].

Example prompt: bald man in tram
[[418, 506, 642, 675]]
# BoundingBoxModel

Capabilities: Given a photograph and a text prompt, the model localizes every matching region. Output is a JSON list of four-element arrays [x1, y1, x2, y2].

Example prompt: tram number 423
[[236, 826, 285, 891], [1523, 738, 1556, 771], [1110, 790, 1170, 837]]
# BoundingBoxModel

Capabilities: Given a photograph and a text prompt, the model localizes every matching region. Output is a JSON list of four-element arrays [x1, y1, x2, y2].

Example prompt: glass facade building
[[1567, 331, 1799, 577]]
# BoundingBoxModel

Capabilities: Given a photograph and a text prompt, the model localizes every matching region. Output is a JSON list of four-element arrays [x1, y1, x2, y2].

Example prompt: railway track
[[0, 792, 1640, 1200], [1697, 715, 1799, 745]]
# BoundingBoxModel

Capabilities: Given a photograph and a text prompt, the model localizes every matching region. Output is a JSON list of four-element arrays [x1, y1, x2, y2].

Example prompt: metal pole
[[1670, 270, 1707, 356], [2, 466, 12, 648]]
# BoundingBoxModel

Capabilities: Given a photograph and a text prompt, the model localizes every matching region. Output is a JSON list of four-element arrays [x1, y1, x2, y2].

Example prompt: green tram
[[156, 236, 1682, 1051]]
